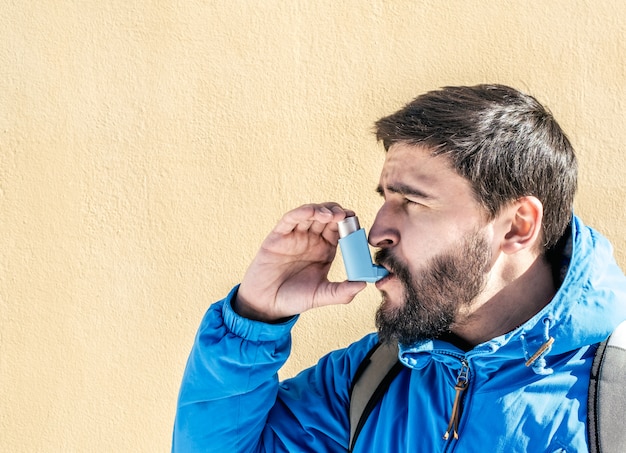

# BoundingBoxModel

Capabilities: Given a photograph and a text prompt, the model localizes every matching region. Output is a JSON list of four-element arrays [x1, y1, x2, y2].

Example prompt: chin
[[378, 289, 405, 312]]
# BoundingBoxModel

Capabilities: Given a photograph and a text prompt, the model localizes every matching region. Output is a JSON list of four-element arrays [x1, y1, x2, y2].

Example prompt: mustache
[[374, 248, 407, 276]]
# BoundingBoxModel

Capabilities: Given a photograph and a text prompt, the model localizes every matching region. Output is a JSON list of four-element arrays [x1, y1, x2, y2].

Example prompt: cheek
[[476, 225, 501, 265], [398, 230, 447, 272]]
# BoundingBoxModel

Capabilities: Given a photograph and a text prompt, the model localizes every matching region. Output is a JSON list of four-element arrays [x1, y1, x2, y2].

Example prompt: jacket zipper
[[443, 359, 470, 441]]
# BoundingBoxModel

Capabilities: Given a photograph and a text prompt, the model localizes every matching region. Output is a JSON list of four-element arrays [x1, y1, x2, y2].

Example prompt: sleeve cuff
[[221, 285, 299, 342]]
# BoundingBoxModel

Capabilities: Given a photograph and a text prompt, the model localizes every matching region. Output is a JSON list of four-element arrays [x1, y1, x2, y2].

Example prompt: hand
[[234, 203, 367, 322]]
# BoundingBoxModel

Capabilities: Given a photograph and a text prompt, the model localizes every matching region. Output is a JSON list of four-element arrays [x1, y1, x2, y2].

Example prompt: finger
[[294, 218, 316, 233], [328, 204, 355, 219], [275, 203, 349, 235], [274, 204, 318, 235], [319, 205, 357, 244], [309, 219, 329, 235], [308, 205, 354, 237], [314, 280, 367, 308], [320, 221, 341, 245], [294, 206, 335, 233]]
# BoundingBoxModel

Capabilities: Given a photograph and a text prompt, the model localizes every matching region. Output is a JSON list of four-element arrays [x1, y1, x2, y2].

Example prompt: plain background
[[1, 1, 624, 451]]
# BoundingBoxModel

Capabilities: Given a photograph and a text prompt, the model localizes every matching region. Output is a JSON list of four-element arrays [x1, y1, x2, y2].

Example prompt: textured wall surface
[[1, 1, 624, 451]]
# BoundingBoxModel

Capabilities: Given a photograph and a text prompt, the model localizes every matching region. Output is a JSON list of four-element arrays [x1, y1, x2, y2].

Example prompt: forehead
[[378, 143, 479, 204], [380, 144, 456, 184]]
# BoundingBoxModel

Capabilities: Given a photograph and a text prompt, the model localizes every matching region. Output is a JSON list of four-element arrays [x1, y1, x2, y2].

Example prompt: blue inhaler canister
[[338, 216, 389, 283]]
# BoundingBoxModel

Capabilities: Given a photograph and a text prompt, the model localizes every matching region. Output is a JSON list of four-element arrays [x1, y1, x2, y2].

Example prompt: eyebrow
[[376, 183, 435, 200]]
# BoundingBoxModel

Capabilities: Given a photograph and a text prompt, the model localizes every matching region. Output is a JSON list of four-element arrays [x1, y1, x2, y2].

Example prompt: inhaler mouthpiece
[[337, 216, 389, 283]]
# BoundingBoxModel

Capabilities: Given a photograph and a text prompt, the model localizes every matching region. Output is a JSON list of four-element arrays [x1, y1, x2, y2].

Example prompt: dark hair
[[374, 84, 577, 249]]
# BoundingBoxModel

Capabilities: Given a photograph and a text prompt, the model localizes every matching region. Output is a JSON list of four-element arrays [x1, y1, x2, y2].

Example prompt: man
[[173, 85, 626, 451]]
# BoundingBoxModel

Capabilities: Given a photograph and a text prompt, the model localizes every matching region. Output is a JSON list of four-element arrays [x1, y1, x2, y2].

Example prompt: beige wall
[[1, 1, 624, 451]]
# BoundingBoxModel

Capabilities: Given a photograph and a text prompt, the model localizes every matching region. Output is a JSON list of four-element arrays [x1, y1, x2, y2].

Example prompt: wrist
[[233, 289, 292, 324], [222, 286, 298, 342]]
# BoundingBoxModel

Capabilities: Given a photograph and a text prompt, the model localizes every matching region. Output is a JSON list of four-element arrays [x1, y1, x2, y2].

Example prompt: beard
[[374, 230, 492, 346]]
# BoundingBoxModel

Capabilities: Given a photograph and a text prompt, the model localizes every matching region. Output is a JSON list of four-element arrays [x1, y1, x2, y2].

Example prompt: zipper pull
[[443, 360, 469, 441]]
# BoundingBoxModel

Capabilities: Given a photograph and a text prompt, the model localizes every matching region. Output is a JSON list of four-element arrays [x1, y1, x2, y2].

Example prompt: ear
[[501, 196, 544, 254]]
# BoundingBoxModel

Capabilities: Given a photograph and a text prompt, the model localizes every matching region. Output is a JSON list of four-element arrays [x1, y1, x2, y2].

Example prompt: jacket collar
[[398, 216, 626, 375]]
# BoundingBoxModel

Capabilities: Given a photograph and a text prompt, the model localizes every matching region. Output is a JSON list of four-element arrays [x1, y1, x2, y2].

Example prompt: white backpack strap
[[588, 320, 626, 453]]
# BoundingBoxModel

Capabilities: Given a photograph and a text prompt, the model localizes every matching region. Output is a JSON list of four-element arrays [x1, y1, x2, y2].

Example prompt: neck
[[451, 252, 556, 347]]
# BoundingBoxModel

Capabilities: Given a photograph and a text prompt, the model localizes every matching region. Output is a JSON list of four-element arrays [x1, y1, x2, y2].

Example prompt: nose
[[368, 204, 399, 248]]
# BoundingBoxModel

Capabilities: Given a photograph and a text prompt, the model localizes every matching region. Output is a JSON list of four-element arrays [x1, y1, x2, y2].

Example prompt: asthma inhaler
[[338, 216, 389, 283]]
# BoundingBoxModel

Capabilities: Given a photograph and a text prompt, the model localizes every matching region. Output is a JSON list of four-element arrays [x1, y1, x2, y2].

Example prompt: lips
[[375, 269, 395, 288], [373, 250, 401, 288]]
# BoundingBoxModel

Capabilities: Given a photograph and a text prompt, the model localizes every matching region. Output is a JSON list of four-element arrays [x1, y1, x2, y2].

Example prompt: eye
[[404, 197, 421, 206]]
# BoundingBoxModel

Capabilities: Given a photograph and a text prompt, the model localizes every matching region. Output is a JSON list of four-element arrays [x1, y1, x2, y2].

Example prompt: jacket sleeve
[[172, 285, 378, 452]]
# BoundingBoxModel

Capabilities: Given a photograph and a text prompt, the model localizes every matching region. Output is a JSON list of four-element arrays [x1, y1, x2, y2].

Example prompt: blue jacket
[[173, 216, 626, 452]]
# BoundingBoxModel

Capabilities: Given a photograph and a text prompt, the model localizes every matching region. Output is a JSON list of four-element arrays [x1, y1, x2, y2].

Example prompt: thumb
[[316, 281, 367, 307]]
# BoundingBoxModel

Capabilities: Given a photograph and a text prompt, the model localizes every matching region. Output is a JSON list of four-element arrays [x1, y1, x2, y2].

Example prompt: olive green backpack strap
[[348, 342, 402, 452], [587, 320, 626, 453]]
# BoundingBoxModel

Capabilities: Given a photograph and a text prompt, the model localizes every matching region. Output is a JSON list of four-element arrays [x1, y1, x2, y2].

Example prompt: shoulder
[[279, 333, 380, 401]]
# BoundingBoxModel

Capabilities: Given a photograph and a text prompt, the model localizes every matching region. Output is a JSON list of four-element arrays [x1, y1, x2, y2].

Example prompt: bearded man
[[173, 85, 626, 452]]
